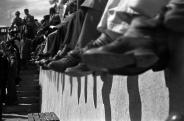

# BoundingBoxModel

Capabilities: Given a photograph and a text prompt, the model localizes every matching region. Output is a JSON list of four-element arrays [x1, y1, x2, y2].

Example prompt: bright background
[[0, 0, 53, 26]]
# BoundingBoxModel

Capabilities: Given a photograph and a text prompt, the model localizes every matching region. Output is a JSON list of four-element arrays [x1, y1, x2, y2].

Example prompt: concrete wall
[[39, 69, 169, 121]]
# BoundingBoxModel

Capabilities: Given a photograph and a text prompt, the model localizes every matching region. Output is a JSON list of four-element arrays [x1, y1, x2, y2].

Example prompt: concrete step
[[17, 91, 40, 97], [20, 70, 39, 76], [17, 85, 40, 91], [20, 73, 39, 79], [3, 103, 40, 114], [17, 84, 39, 89], [20, 78, 39, 83], [19, 79, 39, 85], [2, 113, 28, 120], [2, 114, 28, 121], [18, 96, 40, 104]]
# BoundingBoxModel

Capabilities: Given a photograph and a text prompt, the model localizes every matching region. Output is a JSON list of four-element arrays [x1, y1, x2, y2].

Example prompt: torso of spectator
[[22, 14, 37, 38], [12, 17, 23, 27], [11, 17, 23, 33], [49, 14, 61, 26], [24, 14, 35, 27], [81, 0, 108, 11], [65, 1, 77, 15], [41, 15, 50, 27]]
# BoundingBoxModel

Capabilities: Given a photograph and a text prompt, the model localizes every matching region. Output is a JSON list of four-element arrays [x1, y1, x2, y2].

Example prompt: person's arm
[[50, 15, 62, 29]]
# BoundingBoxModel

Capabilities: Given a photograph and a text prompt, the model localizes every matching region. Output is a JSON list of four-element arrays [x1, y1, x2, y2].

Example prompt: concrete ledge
[[39, 69, 169, 121]]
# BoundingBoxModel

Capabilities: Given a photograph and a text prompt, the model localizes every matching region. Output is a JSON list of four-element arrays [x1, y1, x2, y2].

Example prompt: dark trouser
[[44, 9, 86, 56], [62, 9, 86, 50], [165, 32, 184, 114], [21, 38, 32, 64], [75, 8, 102, 49], [32, 36, 45, 53], [6, 59, 17, 104], [0, 95, 2, 121], [0, 57, 8, 103], [44, 30, 59, 56], [0, 57, 9, 118], [0, 77, 3, 121]]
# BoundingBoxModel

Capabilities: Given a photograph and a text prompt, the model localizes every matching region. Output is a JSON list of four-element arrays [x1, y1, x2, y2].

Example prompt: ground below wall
[[39, 69, 169, 121]]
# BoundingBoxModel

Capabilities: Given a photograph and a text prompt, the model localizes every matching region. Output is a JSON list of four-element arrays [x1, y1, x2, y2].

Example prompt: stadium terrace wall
[[39, 69, 170, 121]]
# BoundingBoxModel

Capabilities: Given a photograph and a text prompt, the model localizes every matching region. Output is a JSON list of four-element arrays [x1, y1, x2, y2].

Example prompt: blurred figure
[[23, 8, 36, 39], [21, 9, 36, 66], [10, 11, 23, 36]]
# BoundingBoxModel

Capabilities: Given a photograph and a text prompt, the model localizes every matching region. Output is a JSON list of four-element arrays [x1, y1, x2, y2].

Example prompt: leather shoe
[[47, 55, 80, 72], [84, 33, 113, 50], [82, 16, 170, 72], [82, 36, 158, 70], [53, 45, 71, 60], [65, 63, 92, 76]]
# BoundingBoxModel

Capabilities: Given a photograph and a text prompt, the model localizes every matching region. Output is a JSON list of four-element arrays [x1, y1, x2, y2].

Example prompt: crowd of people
[[0, 8, 38, 120], [1, 0, 184, 120]]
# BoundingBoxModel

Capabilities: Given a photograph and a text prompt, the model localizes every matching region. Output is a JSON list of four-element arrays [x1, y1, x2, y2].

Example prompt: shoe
[[66, 33, 113, 62], [64, 33, 113, 65], [35, 53, 51, 61], [47, 55, 80, 72], [82, 16, 168, 72], [84, 33, 113, 50], [165, 113, 184, 121], [53, 45, 71, 60], [65, 63, 92, 76], [82, 36, 158, 70], [35, 59, 47, 66]]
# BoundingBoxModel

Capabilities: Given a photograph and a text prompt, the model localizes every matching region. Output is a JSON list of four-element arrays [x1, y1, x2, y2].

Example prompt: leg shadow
[[77, 77, 81, 104], [127, 76, 142, 121], [70, 76, 73, 96], [84, 76, 88, 103], [62, 74, 65, 94], [101, 74, 113, 121], [93, 75, 97, 108]]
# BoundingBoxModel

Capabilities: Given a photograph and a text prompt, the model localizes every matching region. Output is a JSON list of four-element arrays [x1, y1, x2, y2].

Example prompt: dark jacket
[[81, 0, 108, 11]]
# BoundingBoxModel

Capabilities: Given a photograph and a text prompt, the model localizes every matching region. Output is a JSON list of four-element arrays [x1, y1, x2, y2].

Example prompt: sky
[[0, 0, 52, 26]]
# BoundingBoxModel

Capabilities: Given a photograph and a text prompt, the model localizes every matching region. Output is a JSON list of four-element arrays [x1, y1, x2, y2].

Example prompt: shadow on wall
[[47, 71, 142, 121], [101, 74, 113, 121], [100, 75, 142, 121], [127, 76, 142, 121]]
